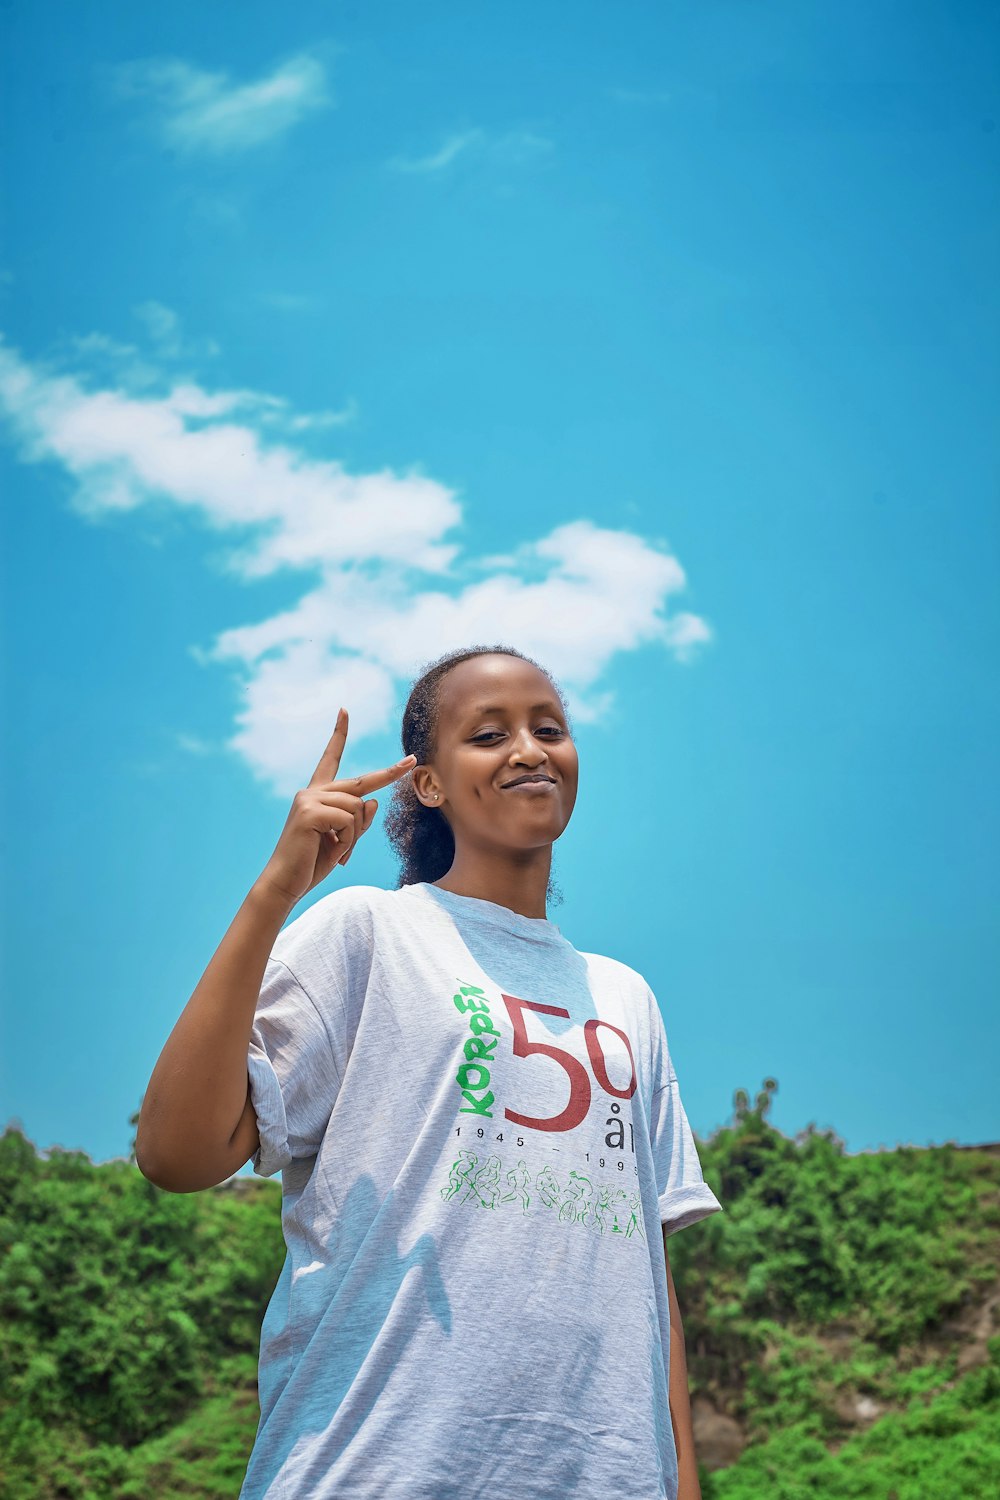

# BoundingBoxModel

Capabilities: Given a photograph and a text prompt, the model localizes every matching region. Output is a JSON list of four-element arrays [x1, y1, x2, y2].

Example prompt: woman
[[136, 644, 723, 1500]]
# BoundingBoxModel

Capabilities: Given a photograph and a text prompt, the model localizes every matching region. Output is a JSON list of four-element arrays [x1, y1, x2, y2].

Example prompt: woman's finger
[[307, 708, 349, 789], [315, 803, 356, 840], [312, 790, 366, 820], [338, 799, 378, 867], [335, 755, 416, 799]]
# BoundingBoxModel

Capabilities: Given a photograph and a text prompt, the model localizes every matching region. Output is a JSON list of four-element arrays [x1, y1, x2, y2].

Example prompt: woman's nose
[[508, 728, 546, 765]]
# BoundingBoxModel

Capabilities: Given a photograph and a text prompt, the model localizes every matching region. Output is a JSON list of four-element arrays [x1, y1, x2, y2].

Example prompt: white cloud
[[284, 398, 358, 432], [133, 301, 220, 361], [0, 334, 711, 797], [63, 312, 356, 434], [161, 381, 357, 433], [134, 299, 181, 348], [389, 130, 484, 174], [492, 130, 554, 162], [608, 83, 718, 115], [115, 52, 331, 154], [174, 733, 214, 756], [389, 127, 554, 175], [130, 304, 351, 432], [65, 332, 161, 390], [0, 342, 453, 574], [203, 517, 705, 790], [70, 331, 139, 362], [662, 612, 713, 662]]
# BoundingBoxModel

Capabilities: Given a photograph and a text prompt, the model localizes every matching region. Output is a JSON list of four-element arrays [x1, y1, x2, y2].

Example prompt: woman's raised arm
[[134, 710, 414, 1193]]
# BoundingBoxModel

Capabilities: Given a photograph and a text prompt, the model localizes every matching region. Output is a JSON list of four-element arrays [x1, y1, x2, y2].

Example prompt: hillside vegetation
[[1, 1082, 998, 1499]]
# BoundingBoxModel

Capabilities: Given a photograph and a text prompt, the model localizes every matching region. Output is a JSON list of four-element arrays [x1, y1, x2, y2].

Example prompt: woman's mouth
[[500, 775, 557, 793]]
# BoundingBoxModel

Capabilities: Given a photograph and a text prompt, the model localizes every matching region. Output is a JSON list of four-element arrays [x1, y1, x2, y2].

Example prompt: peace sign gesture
[[258, 708, 416, 907]]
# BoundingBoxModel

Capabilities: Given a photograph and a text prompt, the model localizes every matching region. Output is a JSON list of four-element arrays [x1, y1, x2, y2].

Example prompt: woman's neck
[[433, 845, 552, 920]]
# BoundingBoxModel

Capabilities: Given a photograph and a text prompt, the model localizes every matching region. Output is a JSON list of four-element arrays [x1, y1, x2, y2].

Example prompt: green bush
[[1, 1087, 997, 1499], [0, 1126, 283, 1498]]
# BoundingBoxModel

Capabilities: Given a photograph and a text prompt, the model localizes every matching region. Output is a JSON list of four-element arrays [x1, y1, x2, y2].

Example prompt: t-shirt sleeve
[[646, 990, 723, 1237], [246, 884, 378, 1178], [247, 957, 342, 1178]]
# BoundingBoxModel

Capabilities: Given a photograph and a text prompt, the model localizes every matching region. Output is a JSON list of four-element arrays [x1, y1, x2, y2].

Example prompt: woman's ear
[[411, 765, 442, 808]]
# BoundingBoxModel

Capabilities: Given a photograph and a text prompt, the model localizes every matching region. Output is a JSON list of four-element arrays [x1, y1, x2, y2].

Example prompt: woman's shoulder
[[271, 881, 398, 962], [573, 944, 654, 1000], [305, 881, 395, 917], [571, 946, 667, 1050]]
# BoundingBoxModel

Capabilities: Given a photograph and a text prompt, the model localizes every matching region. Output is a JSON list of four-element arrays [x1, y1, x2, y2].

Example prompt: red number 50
[[500, 992, 637, 1134]]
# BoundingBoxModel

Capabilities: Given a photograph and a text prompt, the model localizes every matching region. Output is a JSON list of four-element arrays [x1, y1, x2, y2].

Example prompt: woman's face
[[414, 654, 579, 857]]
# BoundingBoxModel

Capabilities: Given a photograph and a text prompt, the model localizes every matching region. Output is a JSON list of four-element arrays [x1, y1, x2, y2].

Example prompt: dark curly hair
[[383, 644, 571, 898]]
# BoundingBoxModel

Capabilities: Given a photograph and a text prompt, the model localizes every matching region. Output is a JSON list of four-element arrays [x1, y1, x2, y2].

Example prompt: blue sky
[[1, 1, 997, 1168]]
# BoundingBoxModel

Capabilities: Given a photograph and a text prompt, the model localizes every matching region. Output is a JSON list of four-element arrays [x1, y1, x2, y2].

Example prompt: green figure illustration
[[607, 1188, 629, 1233], [623, 1190, 645, 1241], [536, 1163, 562, 1209], [500, 1159, 532, 1214], [558, 1169, 593, 1224], [593, 1185, 628, 1235], [441, 1149, 479, 1202], [468, 1155, 502, 1209]]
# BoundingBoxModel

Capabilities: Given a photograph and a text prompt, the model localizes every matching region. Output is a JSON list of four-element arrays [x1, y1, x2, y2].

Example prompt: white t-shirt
[[240, 881, 722, 1500]]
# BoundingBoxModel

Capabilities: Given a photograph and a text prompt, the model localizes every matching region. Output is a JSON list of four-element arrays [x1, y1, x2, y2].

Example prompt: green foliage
[[0, 1126, 283, 1499], [700, 1337, 1000, 1499], [1, 1085, 998, 1498], [673, 1085, 1000, 1500], [673, 1091, 999, 1361]]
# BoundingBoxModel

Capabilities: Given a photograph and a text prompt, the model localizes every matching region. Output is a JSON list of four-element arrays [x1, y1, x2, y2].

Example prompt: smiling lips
[[500, 774, 557, 790]]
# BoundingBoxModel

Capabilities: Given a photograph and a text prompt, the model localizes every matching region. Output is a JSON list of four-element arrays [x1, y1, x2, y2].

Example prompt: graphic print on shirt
[[441, 981, 645, 1245], [450, 982, 501, 1117]]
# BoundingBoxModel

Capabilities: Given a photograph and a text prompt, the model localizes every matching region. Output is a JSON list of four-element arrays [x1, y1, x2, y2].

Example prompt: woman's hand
[[257, 708, 416, 907]]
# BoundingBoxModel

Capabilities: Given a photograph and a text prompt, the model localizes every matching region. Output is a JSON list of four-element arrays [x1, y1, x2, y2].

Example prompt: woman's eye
[[471, 725, 564, 743]]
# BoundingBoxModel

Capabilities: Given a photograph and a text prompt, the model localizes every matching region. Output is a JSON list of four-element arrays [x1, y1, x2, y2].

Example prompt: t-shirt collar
[[408, 881, 564, 942]]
